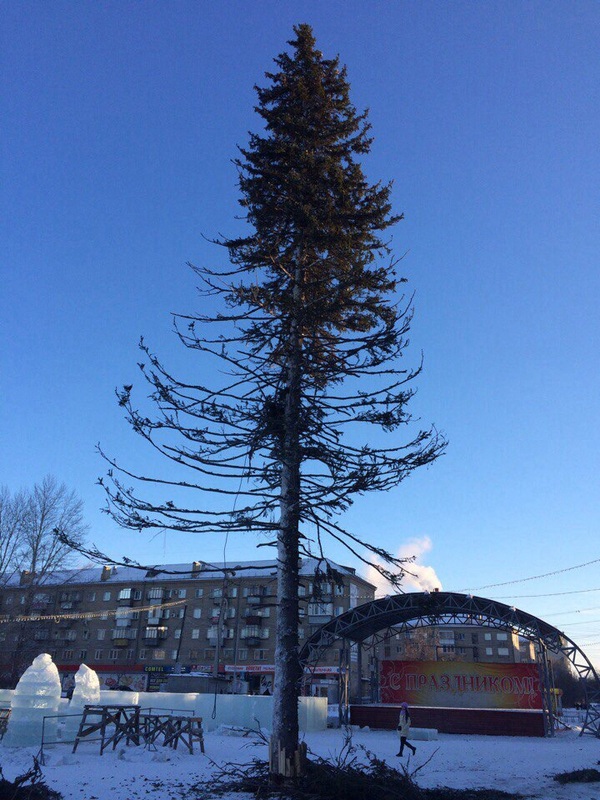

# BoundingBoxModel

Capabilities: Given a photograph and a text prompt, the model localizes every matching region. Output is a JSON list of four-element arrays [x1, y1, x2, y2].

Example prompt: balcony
[[111, 628, 137, 640], [308, 614, 332, 624], [117, 589, 134, 606], [245, 637, 261, 647], [244, 615, 262, 626], [246, 594, 272, 605], [59, 592, 82, 604], [143, 626, 168, 645]]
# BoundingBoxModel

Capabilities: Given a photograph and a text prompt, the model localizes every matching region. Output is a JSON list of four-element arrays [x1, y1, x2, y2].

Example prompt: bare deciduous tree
[[0, 477, 88, 684]]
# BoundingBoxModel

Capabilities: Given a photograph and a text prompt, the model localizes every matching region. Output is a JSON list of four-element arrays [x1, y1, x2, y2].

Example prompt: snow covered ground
[[1, 724, 599, 800]]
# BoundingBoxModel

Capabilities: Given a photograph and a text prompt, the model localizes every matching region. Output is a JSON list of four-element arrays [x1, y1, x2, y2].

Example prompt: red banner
[[380, 660, 543, 709]]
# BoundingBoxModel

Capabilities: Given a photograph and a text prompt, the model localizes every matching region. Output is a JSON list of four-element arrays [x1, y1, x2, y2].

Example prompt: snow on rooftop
[[0, 557, 371, 588]]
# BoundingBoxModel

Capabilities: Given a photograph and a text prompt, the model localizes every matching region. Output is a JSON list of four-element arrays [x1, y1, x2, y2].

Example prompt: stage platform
[[349, 704, 545, 737]]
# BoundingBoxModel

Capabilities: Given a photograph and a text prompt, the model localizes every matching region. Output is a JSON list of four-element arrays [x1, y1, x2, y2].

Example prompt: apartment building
[[0, 558, 375, 698], [377, 624, 536, 664]]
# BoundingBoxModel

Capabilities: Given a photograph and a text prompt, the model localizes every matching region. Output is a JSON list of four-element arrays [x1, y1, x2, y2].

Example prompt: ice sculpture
[[3, 653, 62, 747], [63, 663, 100, 741]]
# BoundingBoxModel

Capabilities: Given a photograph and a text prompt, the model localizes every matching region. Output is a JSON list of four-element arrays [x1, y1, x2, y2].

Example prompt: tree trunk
[[270, 296, 304, 777]]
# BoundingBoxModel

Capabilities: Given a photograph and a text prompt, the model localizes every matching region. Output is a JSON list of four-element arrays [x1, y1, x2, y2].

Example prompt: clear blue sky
[[2, 2, 599, 667]]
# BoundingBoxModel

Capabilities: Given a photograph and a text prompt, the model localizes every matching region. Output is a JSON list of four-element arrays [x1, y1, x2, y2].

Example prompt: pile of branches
[[0, 759, 62, 800], [193, 742, 523, 800], [553, 767, 600, 785]]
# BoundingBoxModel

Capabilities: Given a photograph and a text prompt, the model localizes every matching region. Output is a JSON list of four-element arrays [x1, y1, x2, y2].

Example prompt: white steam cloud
[[365, 536, 442, 596]]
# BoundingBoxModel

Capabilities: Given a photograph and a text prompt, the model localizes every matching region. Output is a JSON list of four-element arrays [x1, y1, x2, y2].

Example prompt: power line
[[0, 598, 186, 625], [543, 605, 600, 618], [491, 588, 600, 600], [555, 618, 600, 628], [459, 556, 600, 592]]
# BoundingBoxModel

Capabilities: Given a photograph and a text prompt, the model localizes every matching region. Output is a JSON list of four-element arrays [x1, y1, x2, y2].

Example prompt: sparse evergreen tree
[[96, 25, 445, 774]]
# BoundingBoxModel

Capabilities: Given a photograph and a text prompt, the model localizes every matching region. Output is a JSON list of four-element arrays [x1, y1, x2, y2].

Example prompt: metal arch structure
[[298, 591, 600, 737]]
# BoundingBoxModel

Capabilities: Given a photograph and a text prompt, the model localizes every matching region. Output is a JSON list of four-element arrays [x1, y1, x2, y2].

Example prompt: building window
[[88, 592, 96, 602], [139, 649, 147, 660], [174, 629, 182, 639], [497, 632, 508, 641], [170, 650, 178, 660], [204, 649, 215, 660], [238, 648, 248, 661], [254, 649, 268, 660], [193, 608, 202, 619], [195, 589, 203, 598], [126, 649, 134, 660], [62, 649, 74, 660], [307, 602, 333, 617], [191, 629, 200, 640], [94, 649, 103, 660], [79, 650, 87, 661], [109, 649, 119, 660], [82, 629, 90, 640], [153, 649, 166, 660], [100, 612, 109, 620], [102, 592, 111, 602], [118, 588, 132, 601], [97, 630, 106, 640], [498, 647, 510, 657], [485, 647, 493, 656], [484, 633, 492, 641]]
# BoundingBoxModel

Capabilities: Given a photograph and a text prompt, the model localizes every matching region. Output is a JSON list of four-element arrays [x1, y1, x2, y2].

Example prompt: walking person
[[397, 702, 416, 757]]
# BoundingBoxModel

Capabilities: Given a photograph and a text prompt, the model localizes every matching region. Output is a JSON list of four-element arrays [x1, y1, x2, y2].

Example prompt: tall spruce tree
[[94, 25, 445, 774]]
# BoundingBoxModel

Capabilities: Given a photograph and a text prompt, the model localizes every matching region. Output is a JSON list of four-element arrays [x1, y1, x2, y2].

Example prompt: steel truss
[[298, 591, 600, 737]]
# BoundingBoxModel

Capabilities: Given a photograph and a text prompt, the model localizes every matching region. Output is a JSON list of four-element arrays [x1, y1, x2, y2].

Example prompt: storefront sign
[[380, 660, 543, 709], [225, 664, 275, 673]]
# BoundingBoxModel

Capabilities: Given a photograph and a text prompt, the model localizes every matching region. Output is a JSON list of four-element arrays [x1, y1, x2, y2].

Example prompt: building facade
[[0, 558, 375, 698], [376, 624, 536, 666]]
